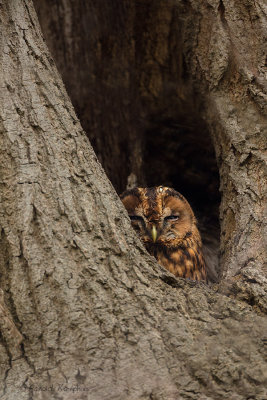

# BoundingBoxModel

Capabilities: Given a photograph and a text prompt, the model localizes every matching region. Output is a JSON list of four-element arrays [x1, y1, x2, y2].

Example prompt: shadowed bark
[[0, 1, 266, 400]]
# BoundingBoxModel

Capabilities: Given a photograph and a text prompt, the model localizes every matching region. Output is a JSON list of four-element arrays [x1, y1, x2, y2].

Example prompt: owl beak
[[151, 225, 158, 242]]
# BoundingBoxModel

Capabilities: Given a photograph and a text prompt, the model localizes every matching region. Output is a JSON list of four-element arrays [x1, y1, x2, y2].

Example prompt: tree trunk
[[34, 0, 266, 281], [34, 0, 144, 195], [0, 1, 266, 400], [185, 0, 267, 279]]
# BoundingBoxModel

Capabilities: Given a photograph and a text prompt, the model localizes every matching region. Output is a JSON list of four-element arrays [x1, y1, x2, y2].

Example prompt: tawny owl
[[120, 186, 207, 281]]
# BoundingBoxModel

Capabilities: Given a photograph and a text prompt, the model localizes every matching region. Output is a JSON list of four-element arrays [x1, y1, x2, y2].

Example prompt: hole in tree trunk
[[34, 1, 221, 282], [142, 114, 220, 282]]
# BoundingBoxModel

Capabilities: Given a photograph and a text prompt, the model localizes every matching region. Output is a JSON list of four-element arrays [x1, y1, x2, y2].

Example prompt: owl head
[[120, 186, 200, 249]]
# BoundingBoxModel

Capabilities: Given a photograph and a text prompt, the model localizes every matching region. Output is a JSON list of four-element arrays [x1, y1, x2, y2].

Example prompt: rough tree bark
[[186, 0, 267, 279], [0, 1, 266, 400], [35, 0, 144, 195]]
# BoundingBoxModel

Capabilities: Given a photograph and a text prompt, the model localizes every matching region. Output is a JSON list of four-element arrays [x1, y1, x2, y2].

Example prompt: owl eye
[[165, 215, 179, 221], [129, 215, 144, 221]]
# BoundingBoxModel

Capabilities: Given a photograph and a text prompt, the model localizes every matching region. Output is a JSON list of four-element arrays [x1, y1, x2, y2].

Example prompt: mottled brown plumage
[[120, 186, 207, 281]]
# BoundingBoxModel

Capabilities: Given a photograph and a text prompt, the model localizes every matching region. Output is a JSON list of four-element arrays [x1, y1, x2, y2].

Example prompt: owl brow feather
[[144, 187, 158, 206], [164, 188, 185, 201], [120, 187, 141, 200], [144, 187, 162, 219]]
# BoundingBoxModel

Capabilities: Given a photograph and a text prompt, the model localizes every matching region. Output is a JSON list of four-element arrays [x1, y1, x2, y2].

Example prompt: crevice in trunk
[[34, 0, 221, 282], [141, 113, 220, 282]]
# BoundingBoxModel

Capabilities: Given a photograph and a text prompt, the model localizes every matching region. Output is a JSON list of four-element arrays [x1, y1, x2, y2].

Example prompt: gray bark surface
[[0, 1, 266, 400], [186, 0, 267, 278]]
